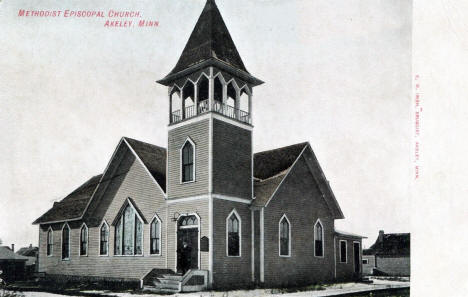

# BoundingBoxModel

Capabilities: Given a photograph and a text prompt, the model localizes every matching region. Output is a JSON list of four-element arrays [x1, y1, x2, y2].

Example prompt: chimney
[[378, 230, 384, 243], [11, 244, 14, 252], [29, 244, 32, 248]]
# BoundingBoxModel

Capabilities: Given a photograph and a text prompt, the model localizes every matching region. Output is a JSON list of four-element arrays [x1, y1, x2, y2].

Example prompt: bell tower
[[158, 0, 263, 201]]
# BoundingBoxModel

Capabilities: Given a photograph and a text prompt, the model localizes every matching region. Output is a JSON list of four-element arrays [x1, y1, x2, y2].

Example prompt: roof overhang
[[157, 58, 264, 87]]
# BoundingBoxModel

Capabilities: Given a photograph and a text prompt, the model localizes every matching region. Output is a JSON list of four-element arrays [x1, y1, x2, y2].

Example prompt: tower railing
[[170, 100, 251, 125]]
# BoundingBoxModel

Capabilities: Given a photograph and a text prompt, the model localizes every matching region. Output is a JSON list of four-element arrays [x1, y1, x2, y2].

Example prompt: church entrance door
[[177, 215, 199, 274]]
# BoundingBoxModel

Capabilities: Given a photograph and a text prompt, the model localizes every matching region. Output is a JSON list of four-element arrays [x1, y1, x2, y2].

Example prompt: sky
[[0, 0, 412, 250]]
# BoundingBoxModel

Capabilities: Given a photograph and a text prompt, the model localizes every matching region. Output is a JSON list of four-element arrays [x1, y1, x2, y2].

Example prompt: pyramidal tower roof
[[158, 0, 263, 86]]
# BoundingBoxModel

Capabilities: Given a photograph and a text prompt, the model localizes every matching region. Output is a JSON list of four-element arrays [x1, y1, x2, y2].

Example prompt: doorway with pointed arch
[[177, 214, 200, 273]]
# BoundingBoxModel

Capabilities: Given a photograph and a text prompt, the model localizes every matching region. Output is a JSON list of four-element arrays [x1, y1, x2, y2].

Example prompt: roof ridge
[[254, 142, 309, 155], [122, 137, 167, 151]]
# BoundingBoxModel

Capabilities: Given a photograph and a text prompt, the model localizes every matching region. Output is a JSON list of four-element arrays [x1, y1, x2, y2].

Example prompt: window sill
[[180, 180, 196, 185], [226, 255, 241, 258], [113, 254, 144, 257], [99, 254, 109, 257], [150, 253, 162, 257], [279, 254, 291, 258]]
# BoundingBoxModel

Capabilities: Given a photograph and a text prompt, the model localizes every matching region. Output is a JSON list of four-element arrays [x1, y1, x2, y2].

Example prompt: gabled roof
[[124, 137, 166, 191], [33, 174, 102, 224], [34, 138, 344, 224], [165, 0, 247, 77], [0, 246, 29, 261], [364, 232, 410, 256], [33, 138, 167, 225], [16, 246, 38, 257], [253, 142, 344, 220], [252, 142, 308, 207]]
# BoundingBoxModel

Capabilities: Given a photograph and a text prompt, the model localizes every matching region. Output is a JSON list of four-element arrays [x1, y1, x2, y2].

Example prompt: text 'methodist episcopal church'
[[34, 0, 365, 292]]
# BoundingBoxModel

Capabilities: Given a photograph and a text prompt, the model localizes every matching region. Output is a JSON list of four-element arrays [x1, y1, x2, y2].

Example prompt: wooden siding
[[38, 151, 167, 280], [167, 119, 209, 199], [212, 119, 252, 199], [212, 199, 252, 289], [334, 237, 362, 281], [263, 153, 336, 287]]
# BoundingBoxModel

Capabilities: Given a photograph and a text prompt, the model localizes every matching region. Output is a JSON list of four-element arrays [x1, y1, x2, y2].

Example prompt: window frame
[[314, 219, 324, 258], [339, 240, 347, 263], [180, 137, 196, 184], [278, 214, 291, 257], [47, 227, 53, 257], [79, 223, 89, 256], [226, 209, 241, 257], [61, 223, 71, 261], [113, 201, 144, 257], [362, 259, 369, 265], [99, 220, 109, 256], [150, 214, 162, 256]]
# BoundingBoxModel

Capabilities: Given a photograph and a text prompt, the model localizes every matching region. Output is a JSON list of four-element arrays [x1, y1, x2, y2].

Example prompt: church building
[[33, 0, 364, 292]]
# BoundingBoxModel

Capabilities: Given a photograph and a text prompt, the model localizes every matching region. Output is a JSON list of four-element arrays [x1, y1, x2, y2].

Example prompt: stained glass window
[[114, 203, 143, 256]]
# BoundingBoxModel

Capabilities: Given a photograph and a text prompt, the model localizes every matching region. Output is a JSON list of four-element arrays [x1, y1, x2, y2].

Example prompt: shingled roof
[[363, 231, 410, 256], [165, 0, 247, 78], [34, 139, 338, 224], [124, 137, 166, 191], [33, 138, 167, 225], [252, 142, 308, 207], [33, 174, 102, 224]]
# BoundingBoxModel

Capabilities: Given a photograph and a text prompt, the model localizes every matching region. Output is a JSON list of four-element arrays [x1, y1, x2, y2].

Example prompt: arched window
[[114, 204, 143, 256], [181, 139, 195, 183], [279, 215, 291, 256], [314, 220, 324, 257], [100, 222, 109, 256], [150, 216, 161, 255], [170, 88, 182, 123], [47, 228, 53, 256], [62, 223, 70, 260], [182, 81, 195, 119], [227, 210, 241, 257], [80, 224, 88, 256]]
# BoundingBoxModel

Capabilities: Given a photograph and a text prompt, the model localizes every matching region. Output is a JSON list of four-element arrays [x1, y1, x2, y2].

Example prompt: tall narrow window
[[80, 224, 88, 256], [47, 228, 53, 256], [227, 210, 240, 257], [181, 140, 194, 182], [340, 240, 347, 263], [100, 222, 109, 255], [150, 216, 161, 255], [62, 224, 70, 260], [314, 220, 324, 257], [279, 215, 290, 256], [114, 203, 143, 256]]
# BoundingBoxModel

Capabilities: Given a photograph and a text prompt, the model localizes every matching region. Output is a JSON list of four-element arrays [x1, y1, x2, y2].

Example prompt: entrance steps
[[142, 269, 208, 293]]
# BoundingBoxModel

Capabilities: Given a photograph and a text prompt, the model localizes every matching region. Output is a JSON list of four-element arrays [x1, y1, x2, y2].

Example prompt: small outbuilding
[[0, 246, 29, 282], [363, 230, 410, 276]]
